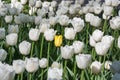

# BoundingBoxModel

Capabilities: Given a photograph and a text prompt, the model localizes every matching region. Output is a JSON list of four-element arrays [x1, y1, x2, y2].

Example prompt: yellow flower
[[54, 35, 62, 47]]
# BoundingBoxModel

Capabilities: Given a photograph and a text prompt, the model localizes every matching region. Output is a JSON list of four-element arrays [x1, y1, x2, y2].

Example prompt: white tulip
[[85, 13, 94, 22], [8, 25, 19, 34], [92, 29, 104, 42], [35, 1, 42, 8], [51, 62, 61, 69], [105, 61, 112, 70], [73, 41, 84, 54], [25, 57, 39, 73], [0, 49, 7, 61], [71, 17, 85, 32], [4, 15, 13, 23], [105, 0, 112, 6], [48, 68, 62, 80], [14, 16, 22, 24], [39, 23, 50, 33], [13, 60, 25, 74], [19, 41, 31, 55], [39, 58, 48, 68], [51, 1, 57, 8], [102, 13, 111, 20], [21, 0, 27, 5], [58, 15, 69, 26], [29, 28, 40, 41], [44, 29, 56, 41], [0, 28, 5, 39], [89, 35, 96, 47], [76, 54, 91, 69], [61, 45, 74, 59], [49, 17, 57, 26], [75, 0, 84, 5], [112, 73, 120, 80], [82, 6, 90, 14], [6, 33, 18, 46], [110, 61, 120, 73], [29, 0, 36, 7], [64, 28, 76, 40], [42, 1, 50, 8], [103, 6, 113, 16], [95, 42, 109, 56], [90, 16, 101, 27], [111, 0, 119, 6], [118, 36, 120, 48], [35, 16, 42, 25], [93, 4, 102, 14], [90, 61, 102, 74]]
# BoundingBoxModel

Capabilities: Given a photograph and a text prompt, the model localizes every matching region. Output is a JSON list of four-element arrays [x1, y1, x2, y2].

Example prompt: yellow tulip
[[54, 35, 62, 47]]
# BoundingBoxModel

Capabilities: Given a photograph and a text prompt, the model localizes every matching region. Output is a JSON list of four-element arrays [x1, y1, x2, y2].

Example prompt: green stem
[[40, 35, 44, 58], [86, 23, 89, 45], [99, 56, 102, 62], [103, 19, 107, 32], [17, 75, 20, 80], [80, 70, 85, 80], [29, 73, 32, 80], [30, 41, 35, 57], [47, 42, 51, 67], [92, 48, 95, 60], [9, 47, 12, 64], [63, 60, 67, 80], [21, 73, 23, 80], [73, 56, 76, 79], [41, 69, 44, 80]]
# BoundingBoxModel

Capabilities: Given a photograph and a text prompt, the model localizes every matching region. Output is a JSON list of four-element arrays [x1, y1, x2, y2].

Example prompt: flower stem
[[17, 75, 20, 80], [30, 41, 35, 57], [103, 19, 107, 32], [29, 73, 32, 80], [21, 73, 23, 80], [9, 47, 12, 64], [73, 56, 76, 79], [80, 70, 85, 80], [63, 60, 67, 80], [47, 42, 51, 67], [41, 69, 44, 80], [40, 35, 44, 58]]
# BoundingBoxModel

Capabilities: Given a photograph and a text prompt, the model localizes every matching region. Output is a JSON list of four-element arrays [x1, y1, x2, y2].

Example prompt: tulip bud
[[19, 41, 31, 55], [6, 33, 18, 46], [54, 35, 63, 47], [25, 57, 39, 73], [51, 62, 61, 69], [89, 35, 96, 47], [13, 60, 25, 74], [4, 15, 13, 23], [35, 1, 42, 8], [85, 13, 94, 22], [90, 61, 102, 74], [21, 0, 27, 5], [110, 61, 120, 73], [0, 49, 7, 61], [39, 58, 48, 68], [105, 61, 112, 70], [76, 54, 91, 69], [61, 45, 74, 59], [0, 28, 5, 39], [39, 23, 50, 33]]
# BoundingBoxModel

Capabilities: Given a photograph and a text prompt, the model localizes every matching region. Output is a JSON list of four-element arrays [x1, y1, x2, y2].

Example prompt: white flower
[[111, 0, 119, 6], [0, 62, 15, 80], [29, 0, 36, 7], [95, 42, 109, 56], [14, 16, 22, 24], [103, 6, 113, 16], [0, 49, 7, 61], [90, 16, 101, 27], [82, 6, 90, 14], [89, 35, 96, 47], [61, 45, 74, 59], [25, 57, 39, 73], [90, 61, 102, 74], [51, 62, 61, 69], [102, 13, 111, 20], [118, 36, 120, 48], [110, 16, 120, 30], [105, 61, 112, 70], [35, 1, 42, 8], [8, 25, 19, 34], [4, 15, 13, 23], [48, 68, 62, 80], [13, 60, 25, 74], [35, 16, 42, 25], [85, 13, 94, 22], [110, 61, 120, 73], [58, 15, 69, 26], [105, 0, 112, 6], [39, 58, 48, 68], [73, 41, 84, 54], [76, 54, 91, 69], [20, 0, 27, 5], [64, 28, 76, 40], [29, 28, 40, 41], [71, 17, 84, 32], [112, 73, 120, 80], [19, 41, 31, 55], [42, 1, 50, 8], [93, 4, 102, 14], [92, 29, 104, 42], [49, 17, 57, 26], [39, 23, 50, 33], [44, 29, 56, 41], [75, 0, 84, 5], [6, 33, 18, 46], [0, 28, 5, 39]]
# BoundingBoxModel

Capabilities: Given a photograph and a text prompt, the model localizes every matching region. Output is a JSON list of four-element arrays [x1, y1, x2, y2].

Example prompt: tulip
[[19, 41, 31, 55], [76, 54, 91, 69], [72, 41, 84, 54], [90, 16, 101, 27], [4, 15, 13, 23], [85, 13, 94, 22], [110, 61, 120, 73], [35, 1, 42, 8], [13, 60, 25, 74], [49, 17, 57, 26], [90, 61, 102, 74], [0, 49, 7, 61], [21, 0, 27, 5], [54, 35, 63, 47], [105, 61, 112, 70], [39, 23, 50, 33], [0, 28, 5, 39], [111, 0, 119, 6], [103, 6, 113, 16], [58, 15, 69, 26], [25, 57, 39, 73], [42, 1, 50, 8], [35, 16, 42, 25], [105, 0, 112, 6], [89, 35, 96, 47], [44, 29, 56, 41], [61, 45, 74, 59], [93, 4, 102, 14], [51, 62, 61, 69], [6, 33, 18, 46], [51, 1, 57, 8], [8, 25, 19, 34], [39, 58, 48, 68]]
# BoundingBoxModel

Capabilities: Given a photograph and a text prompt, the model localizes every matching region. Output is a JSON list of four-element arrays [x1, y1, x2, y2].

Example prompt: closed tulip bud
[[44, 29, 56, 41], [92, 29, 104, 42], [110, 61, 120, 73], [29, 28, 40, 41], [51, 62, 61, 69], [76, 54, 91, 69], [85, 13, 94, 22], [64, 28, 76, 40], [0, 28, 5, 39], [61, 45, 74, 59], [35, 1, 42, 8], [0, 49, 7, 61], [6, 33, 18, 46], [54, 35, 62, 47], [25, 57, 39, 73], [4, 15, 13, 23], [19, 41, 31, 55], [103, 6, 113, 16], [105, 61, 112, 70], [118, 36, 120, 48], [89, 35, 96, 47], [13, 60, 25, 74], [90, 16, 101, 27], [42, 1, 50, 8], [39, 58, 48, 68], [8, 25, 19, 34], [112, 73, 120, 80], [21, 0, 27, 5], [90, 61, 102, 74], [73, 41, 84, 54]]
